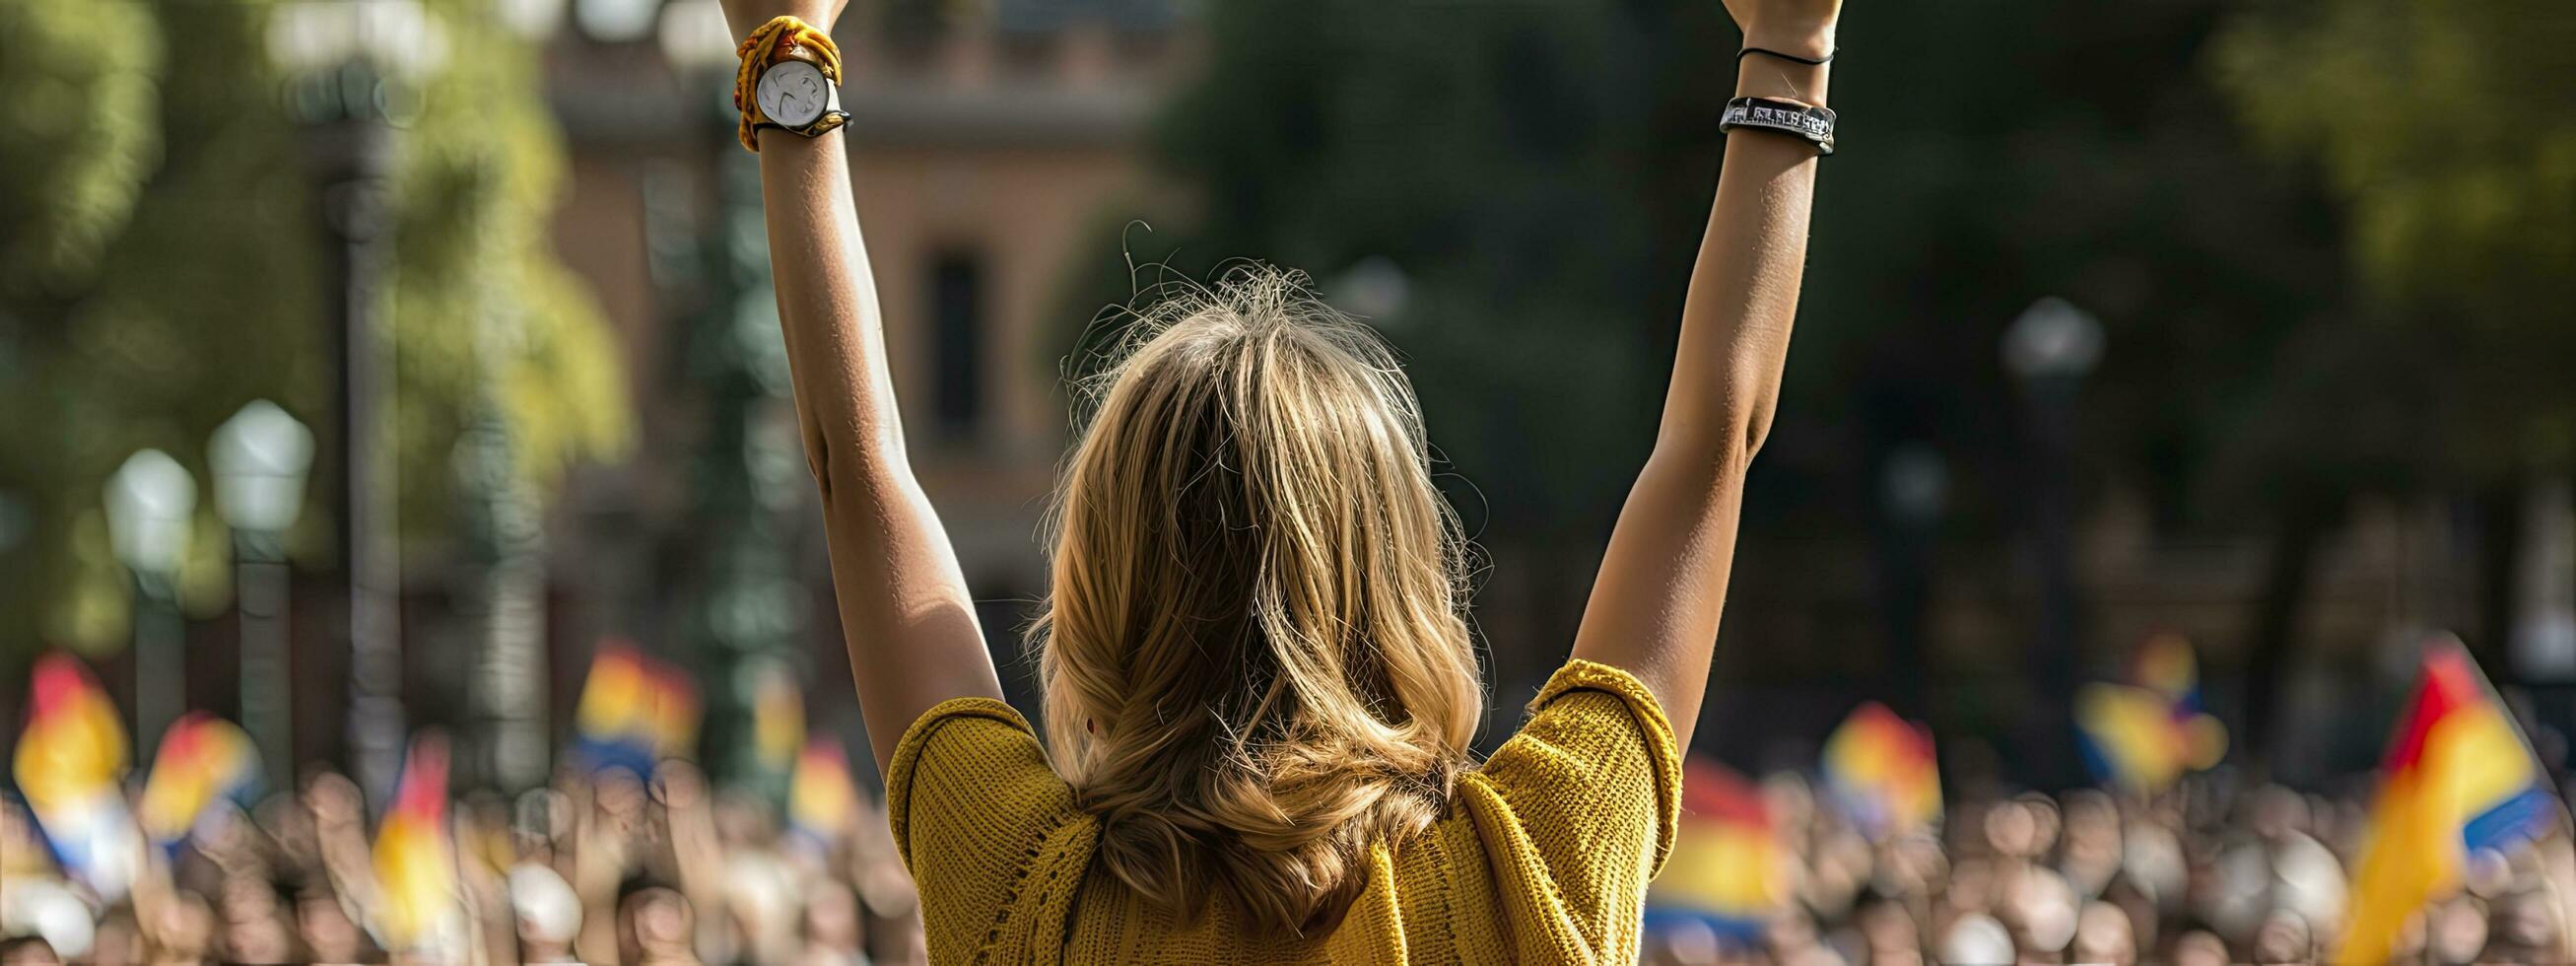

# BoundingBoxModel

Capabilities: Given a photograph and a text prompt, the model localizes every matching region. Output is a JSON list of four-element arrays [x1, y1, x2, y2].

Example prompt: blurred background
[[2, 0, 2573, 962]]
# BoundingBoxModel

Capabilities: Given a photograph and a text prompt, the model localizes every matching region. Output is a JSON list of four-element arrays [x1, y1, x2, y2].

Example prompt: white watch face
[[756, 59, 832, 128]]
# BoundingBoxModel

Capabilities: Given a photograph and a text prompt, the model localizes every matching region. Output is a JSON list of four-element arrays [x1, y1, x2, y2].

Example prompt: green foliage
[[2213, 0, 2576, 472], [0, 0, 629, 659], [0, 0, 317, 655], [1061, 0, 2404, 711], [1056, 0, 1712, 549], [1069, 0, 2364, 550], [0, 0, 163, 305], [386, 0, 631, 533]]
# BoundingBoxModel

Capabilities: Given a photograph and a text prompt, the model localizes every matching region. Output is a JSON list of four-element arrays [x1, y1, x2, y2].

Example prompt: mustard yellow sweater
[[885, 659, 1681, 964]]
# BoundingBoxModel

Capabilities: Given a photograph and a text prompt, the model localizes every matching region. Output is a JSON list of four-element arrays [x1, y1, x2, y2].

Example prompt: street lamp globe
[[577, 0, 662, 42], [1330, 255, 1413, 328], [2002, 297, 2106, 382], [498, 0, 570, 39], [104, 449, 197, 578], [210, 400, 317, 535], [267, 0, 449, 79], [266, 0, 363, 75]]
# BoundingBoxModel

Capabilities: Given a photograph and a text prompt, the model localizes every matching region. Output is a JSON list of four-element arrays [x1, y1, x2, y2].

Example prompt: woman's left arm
[[1567, 0, 1839, 751]]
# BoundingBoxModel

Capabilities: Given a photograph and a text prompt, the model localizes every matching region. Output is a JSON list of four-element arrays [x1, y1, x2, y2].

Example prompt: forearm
[[753, 128, 1003, 771], [1656, 53, 1827, 463], [1570, 34, 1831, 746], [758, 131, 902, 483]]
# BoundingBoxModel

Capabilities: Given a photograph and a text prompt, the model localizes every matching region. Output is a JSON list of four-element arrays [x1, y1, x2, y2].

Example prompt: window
[[930, 252, 985, 442]]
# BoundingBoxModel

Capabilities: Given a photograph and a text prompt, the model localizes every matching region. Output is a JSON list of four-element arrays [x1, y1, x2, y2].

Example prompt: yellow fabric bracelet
[[732, 16, 846, 153]]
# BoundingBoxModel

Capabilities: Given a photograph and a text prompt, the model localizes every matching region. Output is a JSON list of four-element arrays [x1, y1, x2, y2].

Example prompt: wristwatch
[[751, 58, 847, 139]]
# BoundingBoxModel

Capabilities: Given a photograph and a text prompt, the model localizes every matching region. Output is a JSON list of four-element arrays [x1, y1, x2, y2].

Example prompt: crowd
[[0, 750, 925, 965], [1640, 771, 2576, 965], [3, 648, 926, 965], [8, 642, 2571, 964]]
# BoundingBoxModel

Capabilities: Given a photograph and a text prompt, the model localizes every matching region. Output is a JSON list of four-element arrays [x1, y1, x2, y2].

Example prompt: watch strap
[[733, 16, 845, 153], [753, 109, 852, 141], [1718, 97, 1836, 156]]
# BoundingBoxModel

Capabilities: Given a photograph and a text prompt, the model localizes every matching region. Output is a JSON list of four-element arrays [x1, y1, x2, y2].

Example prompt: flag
[[644, 659, 701, 760], [573, 643, 700, 777], [752, 663, 806, 777], [2075, 635, 2227, 794], [787, 736, 858, 851], [1644, 759, 1784, 946], [137, 713, 262, 848], [372, 734, 457, 952], [2338, 642, 2556, 964], [12, 653, 143, 900], [2135, 631, 2200, 700], [1822, 702, 1941, 840]]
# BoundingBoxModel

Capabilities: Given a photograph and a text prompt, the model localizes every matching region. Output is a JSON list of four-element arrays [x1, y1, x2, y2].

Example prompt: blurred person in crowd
[[0, 879, 90, 963], [213, 872, 299, 963], [1854, 899, 1923, 966], [2167, 928, 2228, 966], [796, 879, 870, 966], [293, 882, 371, 964], [2248, 909, 2312, 964], [2068, 901, 2134, 965], [508, 862, 583, 963], [1936, 912, 2011, 965], [711, 0, 1843, 953], [2429, 895, 2491, 963], [617, 883, 700, 966]]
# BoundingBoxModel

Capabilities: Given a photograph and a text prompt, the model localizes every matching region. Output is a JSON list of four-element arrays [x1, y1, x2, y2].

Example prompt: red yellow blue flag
[[1822, 702, 1941, 841], [2075, 634, 2227, 794], [138, 712, 262, 848], [788, 736, 858, 850], [2337, 641, 2555, 964], [752, 662, 806, 777], [372, 733, 458, 952], [12, 653, 143, 899], [1645, 759, 1784, 946], [573, 643, 701, 776]]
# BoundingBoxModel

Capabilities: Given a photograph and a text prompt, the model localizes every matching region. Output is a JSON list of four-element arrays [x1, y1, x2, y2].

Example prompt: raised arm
[[1568, 0, 1840, 750], [720, 0, 1004, 773]]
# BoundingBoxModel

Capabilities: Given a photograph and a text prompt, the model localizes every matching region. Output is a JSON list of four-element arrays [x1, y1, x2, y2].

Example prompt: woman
[[716, 0, 1840, 958]]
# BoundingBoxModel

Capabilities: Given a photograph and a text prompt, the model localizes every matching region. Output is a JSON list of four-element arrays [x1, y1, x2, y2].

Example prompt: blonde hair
[[1031, 265, 1482, 935]]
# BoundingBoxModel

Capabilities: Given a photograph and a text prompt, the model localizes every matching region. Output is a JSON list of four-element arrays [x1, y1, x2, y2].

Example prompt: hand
[[1723, 0, 1842, 59], [719, 0, 847, 39]]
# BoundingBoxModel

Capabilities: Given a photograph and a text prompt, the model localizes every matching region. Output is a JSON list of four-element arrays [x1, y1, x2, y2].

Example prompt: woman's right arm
[[719, 0, 1005, 773], [1567, 0, 1840, 751]]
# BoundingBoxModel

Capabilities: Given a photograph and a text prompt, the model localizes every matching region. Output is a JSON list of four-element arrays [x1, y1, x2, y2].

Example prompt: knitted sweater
[[885, 658, 1682, 964]]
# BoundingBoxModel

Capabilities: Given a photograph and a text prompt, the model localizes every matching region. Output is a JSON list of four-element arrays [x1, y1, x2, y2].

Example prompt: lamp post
[[1876, 443, 1947, 719], [660, 0, 810, 801], [2002, 297, 2104, 787], [211, 400, 316, 794], [453, 199, 552, 793], [268, 0, 445, 811], [105, 449, 197, 759]]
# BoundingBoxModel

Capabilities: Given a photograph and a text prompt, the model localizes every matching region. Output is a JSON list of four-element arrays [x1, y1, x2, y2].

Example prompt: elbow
[[1661, 391, 1777, 481], [799, 411, 906, 509]]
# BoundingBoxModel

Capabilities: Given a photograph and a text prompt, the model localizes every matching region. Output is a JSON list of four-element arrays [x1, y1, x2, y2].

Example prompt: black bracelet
[[1719, 97, 1836, 156], [1738, 46, 1834, 65]]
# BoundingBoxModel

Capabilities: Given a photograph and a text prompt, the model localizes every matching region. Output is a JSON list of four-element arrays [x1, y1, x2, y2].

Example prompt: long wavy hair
[[1030, 265, 1482, 936]]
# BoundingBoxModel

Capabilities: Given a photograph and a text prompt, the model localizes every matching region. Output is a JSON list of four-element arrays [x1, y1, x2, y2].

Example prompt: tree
[[2212, 0, 2576, 480], [0, 0, 320, 660], [1067, 0, 2371, 775], [0, 0, 630, 690], [2207, 0, 2576, 760], [1052, 0, 1734, 717]]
